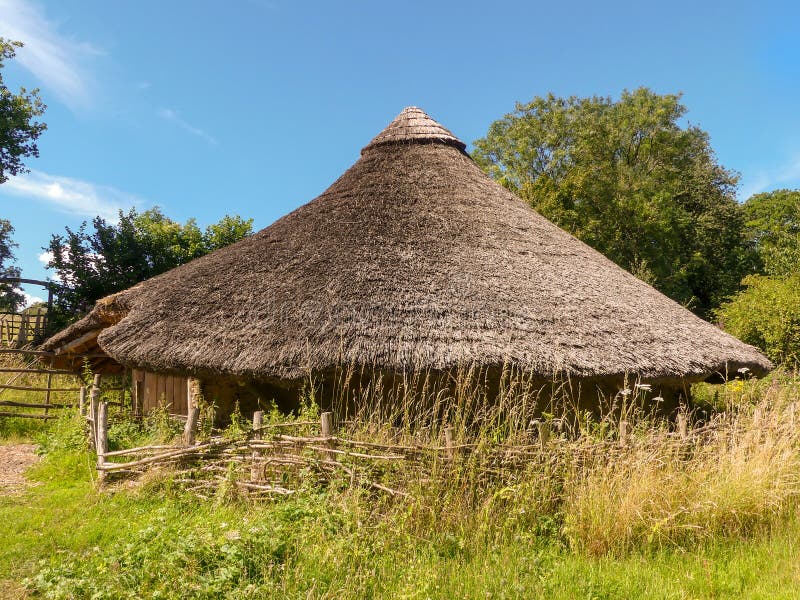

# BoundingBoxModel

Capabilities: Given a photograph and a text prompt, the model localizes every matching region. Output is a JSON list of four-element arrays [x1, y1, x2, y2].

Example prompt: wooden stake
[[44, 371, 52, 417], [251, 410, 263, 481], [89, 385, 100, 450], [537, 421, 551, 449], [184, 407, 200, 446], [619, 421, 628, 446], [78, 386, 87, 417], [320, 412, 335, 461], [677, 412, 688, 440], [444, 426, 455, 459], [96, 402, 108, 483], [187, 378, 202, 415]]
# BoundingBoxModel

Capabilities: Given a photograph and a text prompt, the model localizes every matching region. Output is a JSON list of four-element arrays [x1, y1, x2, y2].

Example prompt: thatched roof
[[42, 289, 135, 354], [43, 106, 771, 383]]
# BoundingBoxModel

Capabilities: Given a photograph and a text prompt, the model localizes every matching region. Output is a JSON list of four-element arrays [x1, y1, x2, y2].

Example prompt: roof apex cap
[[362, 106, 467, 154]]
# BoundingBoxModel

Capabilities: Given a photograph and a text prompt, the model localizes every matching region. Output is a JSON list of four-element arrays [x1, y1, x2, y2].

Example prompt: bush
[[716, 274, 800, 365]]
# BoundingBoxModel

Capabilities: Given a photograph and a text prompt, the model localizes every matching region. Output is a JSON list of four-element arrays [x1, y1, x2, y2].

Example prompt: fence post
[[184, 407, 200, 446], [444, 425, 455, 460], [96, 401, 108, 483], [17, 314, 27, 346], [183, 377, 202, 445], [44, 371, 52, 417], [320, 412, 335, 461], [78, 386, 87, 417], [251, 410, 264, 481], [677, 411, 688, 440], [89, 380, 101, 450], [537, 421, 552, 450], [619, 420, 628, 447]]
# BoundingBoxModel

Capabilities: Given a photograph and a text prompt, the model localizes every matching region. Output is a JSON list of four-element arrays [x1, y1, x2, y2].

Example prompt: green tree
[[472, 88, 749, 317], [716, 274, 800, 366], [0, 219, 23, 311], [0, 38, 47, 183], [741, 189, 800, 276], [46, 208, 253, 320]]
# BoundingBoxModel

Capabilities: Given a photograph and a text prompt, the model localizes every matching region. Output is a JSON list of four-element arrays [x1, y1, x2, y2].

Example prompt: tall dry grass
[[312, 365, 800, 556], [562, 400, 800, 554]]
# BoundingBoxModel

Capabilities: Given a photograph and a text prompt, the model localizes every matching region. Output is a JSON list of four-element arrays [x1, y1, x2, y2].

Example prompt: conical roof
[[364, 106, 466, 152], [54, 107, 771, 382]]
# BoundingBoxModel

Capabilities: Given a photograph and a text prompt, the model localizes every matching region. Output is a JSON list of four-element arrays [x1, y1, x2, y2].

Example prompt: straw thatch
[[44, 107, 771, 384], [43, 289, 135, 353]]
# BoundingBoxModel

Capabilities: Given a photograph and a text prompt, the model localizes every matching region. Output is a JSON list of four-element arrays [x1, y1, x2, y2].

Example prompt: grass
[[0, 351, 122, 434], [1, 371, 799, 598]]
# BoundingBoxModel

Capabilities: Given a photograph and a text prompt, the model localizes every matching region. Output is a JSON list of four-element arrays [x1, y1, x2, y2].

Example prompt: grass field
[[1, 372, 799, 599], [0, 353, 85, 425]]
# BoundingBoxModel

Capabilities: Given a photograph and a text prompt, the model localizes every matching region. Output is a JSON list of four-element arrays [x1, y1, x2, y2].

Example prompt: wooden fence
[[84, 402, 696, 498], [0, 311, 49, 348], [74, 376, 800, 500], [0, 349, 125, 420]]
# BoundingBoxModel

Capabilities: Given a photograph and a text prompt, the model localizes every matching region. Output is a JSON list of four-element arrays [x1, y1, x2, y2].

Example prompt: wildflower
[[634, 383, 652, 392], [619, 389, 632, 396]]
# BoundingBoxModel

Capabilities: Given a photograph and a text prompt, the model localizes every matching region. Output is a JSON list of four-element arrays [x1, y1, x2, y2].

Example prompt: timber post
[[320, 412, 335, 461], [44, 371, 52, 417], [184, 377, 202, 445], [677, 411, 688, 440], [96, 401, 108, 483], [444, 425, 455, 460], [78, 386, 87, 417], [251, 410, 263, 481], [537, 421, 552, 450], [619, 420, 628, 447], [89, 376, 101, 450], [184, 408, 200, 446]]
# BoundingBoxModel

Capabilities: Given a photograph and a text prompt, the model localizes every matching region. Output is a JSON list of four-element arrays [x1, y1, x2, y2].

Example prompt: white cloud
[[38, 247, 100, 286], [740, 154, 800, 200], [0, 0, 101, 110], [1, 169, 143, 220], [37, 250, 61, 282], [21, 290, 45, 307], [158, 107, 218, 145]]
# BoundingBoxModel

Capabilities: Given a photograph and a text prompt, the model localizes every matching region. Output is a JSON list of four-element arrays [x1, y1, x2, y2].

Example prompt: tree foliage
[[0, 218, 23, 311], [741, 189, 800, 277], [46, 208, 254, 319], [472, 88, 749, 317], [715, 189, 800, 364], [716, 274, 800, 366], [0, 38, 47, 184]]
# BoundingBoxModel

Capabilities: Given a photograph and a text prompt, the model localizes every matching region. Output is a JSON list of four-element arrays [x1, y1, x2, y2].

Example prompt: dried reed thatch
[[44, 107, 771, 385]]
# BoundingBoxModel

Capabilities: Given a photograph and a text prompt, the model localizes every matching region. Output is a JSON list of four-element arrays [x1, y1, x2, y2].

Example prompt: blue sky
[[1, 0, 799, 304]]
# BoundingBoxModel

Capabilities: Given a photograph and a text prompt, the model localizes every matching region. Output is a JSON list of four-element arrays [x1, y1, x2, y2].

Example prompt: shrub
[[716, 274, 800, 365]]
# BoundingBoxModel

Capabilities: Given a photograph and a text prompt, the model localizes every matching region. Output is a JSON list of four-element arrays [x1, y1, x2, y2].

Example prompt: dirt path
[[0, 444, 39, 495]]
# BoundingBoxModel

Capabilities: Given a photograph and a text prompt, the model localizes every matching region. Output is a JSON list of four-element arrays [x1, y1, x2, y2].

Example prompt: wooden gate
[[0, 349, 83, 419], [0, 277, 56, 348]]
